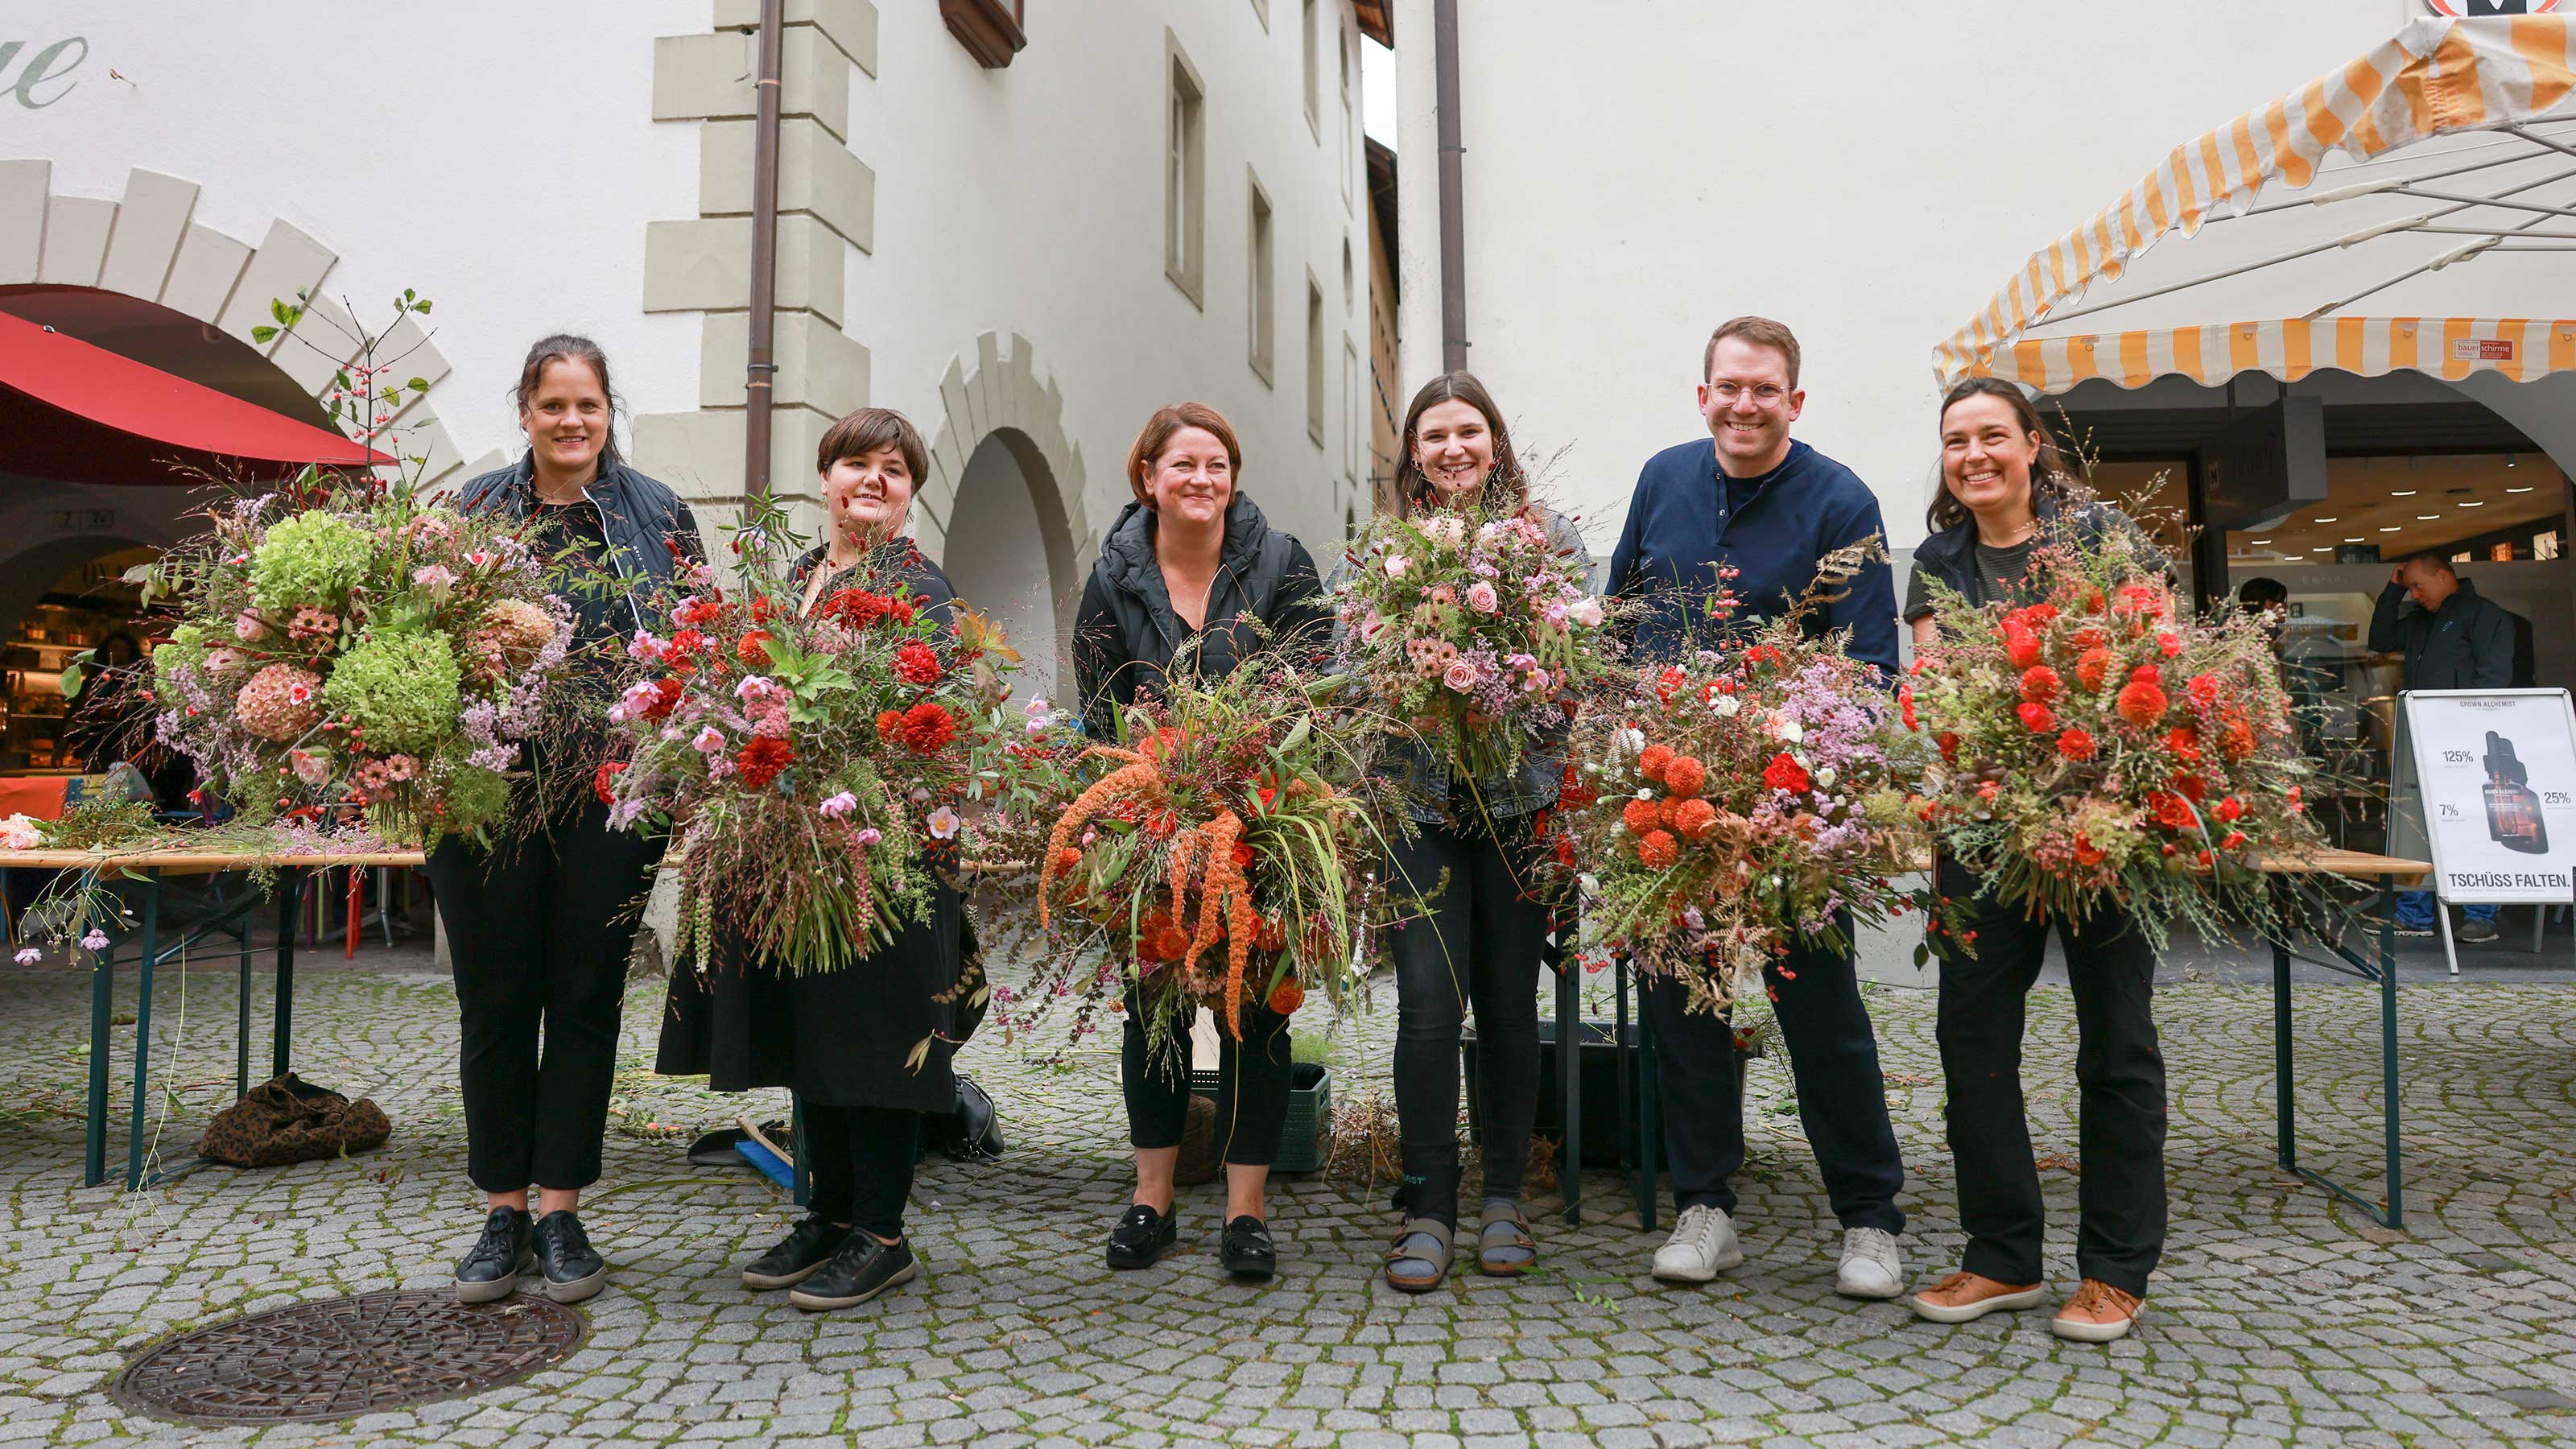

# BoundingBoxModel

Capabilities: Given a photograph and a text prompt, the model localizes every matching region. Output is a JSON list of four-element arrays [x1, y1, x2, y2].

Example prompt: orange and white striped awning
[[1936, 16, 2576, 394]]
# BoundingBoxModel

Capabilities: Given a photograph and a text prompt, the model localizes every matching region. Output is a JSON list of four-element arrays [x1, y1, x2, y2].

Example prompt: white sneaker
[[1650, 1203, 1743, 1282], [1836, 1226, 1904, 1299]]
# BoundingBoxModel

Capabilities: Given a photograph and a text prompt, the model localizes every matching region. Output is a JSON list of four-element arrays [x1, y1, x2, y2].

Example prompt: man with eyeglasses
[[1604, 314, 1909, 1299]]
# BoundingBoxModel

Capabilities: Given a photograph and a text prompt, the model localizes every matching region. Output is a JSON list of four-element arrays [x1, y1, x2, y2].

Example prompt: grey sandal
[[1384, 1217, 1453, 1293], [1476, 1200, 1536, 1276]]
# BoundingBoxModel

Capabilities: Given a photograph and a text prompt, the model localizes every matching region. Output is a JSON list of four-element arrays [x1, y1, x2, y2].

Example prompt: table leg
[[2273, 938, 2296, 1174], [1557, 959, 1580, 1227], [1614, 956, 1637, 1220], [791, 1095, 811, 1208], [2379, 874, 2405, 1230], [1637, 989, 1660, 1235], [235, 917, 252, 1102], [124, 872, 162, 1192], [274, 869, 301, 1080], [82, 869, 109, 1189]]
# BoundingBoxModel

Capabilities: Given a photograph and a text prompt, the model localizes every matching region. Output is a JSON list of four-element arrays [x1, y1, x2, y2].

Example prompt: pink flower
[[819, 791, 858, 819], [1568, 597, 1605, 628], [733, 675, 777, 702], [927, 805, 961, 839], [234, 612, 270, 642], [464, 550, 496, 568], [411, 564, 457, 591], [627, 630, 666, 662], [1542, 601, 1570, 626], [1523, 668, 1551, 693], [80, 929, 109, 952], [1382, 553, 1409, 580], [1464, 581, 1500, 614], [1443, 660, 1480, 692], [692, 726, 725, 753], [13, 947, 37, 965], [854, 827, 883, 846]]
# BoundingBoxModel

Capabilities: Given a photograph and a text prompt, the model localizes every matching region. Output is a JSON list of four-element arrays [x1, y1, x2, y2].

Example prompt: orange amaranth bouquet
[[1906, 519, 2322, 948]]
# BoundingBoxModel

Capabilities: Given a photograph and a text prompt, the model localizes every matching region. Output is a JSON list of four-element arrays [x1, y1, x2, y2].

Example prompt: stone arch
[[0, 161, 471, 488], [910, 332, 1091, 694]]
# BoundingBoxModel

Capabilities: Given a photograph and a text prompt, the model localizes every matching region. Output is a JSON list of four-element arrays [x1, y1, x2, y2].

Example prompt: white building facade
[[5, 0, 1376, 695]]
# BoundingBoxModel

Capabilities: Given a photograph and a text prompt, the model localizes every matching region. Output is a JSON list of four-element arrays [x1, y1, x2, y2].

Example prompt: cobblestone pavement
[[4, 919, 2576, 1447]]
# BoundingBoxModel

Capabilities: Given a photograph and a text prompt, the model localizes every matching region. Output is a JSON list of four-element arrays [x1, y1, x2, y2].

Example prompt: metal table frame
[[2269, 869, 2409, 1229]]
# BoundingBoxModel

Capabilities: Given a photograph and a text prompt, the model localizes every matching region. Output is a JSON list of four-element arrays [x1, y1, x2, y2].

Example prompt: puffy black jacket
[[457, 452, 705, 635], [1906, 489, 2168, 622], [1071, 493, 1329, 740]]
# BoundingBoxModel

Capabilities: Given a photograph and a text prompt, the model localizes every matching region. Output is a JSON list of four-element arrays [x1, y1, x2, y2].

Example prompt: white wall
[[12, 1, 705, 469], [851, 0, 1367, 559], [1393, 0, 2412, 550]]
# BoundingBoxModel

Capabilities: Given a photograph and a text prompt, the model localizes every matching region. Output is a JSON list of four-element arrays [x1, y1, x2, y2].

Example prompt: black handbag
[[923, 1074, 1005, 1161]]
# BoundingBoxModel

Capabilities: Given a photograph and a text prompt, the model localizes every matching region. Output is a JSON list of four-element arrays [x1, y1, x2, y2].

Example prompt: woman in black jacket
[[1071, 401, 1330, 1282], [1367, 371, 1590, 1293], [1901, 377, 2167, 1345], [442, 334, 704, 1306], [657, 407, 967, 1312]]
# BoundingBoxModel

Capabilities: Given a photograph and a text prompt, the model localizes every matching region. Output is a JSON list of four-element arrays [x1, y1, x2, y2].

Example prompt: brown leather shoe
[[2051, 1278, 2145, 1343], [1909, 1269, 2046, 1323]]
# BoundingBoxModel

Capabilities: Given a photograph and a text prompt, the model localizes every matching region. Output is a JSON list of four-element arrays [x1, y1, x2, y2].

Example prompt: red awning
[[0, 310, 391, 485]]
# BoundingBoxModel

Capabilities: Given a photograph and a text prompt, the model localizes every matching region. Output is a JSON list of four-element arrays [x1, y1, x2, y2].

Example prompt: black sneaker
[[1105, 1203, 1178, 1269], [1220, 1216, 1276, 1281], [531, 1210, 608, 1304], [788, 1234, 919, 1311], [741, 1214, 851, 1290], [453, 1207, 534, 1303]]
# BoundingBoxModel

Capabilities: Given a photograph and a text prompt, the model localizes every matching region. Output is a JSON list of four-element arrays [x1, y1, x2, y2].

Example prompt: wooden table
[[1567, 848, 2432, 1233], [0, 848, 427, 1191]]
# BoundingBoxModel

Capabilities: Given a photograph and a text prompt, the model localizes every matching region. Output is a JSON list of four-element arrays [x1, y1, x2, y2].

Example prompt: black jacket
[[1906, 490, 2167, 622], [458, 452, 705, 636], [1071, 493, 1329, 740], [2369, 577, 2515, 691]]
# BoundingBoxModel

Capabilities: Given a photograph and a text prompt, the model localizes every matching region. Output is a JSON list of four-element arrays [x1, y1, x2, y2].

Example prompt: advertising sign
[[2401, 688, 2576, 902]]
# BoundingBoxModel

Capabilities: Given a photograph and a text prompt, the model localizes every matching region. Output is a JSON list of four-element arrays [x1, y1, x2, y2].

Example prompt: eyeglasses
[[1705, 382, 1788, 407]]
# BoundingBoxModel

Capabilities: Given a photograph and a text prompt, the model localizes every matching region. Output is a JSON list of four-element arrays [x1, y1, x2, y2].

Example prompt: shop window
[[1166, 35, 1207, 308]]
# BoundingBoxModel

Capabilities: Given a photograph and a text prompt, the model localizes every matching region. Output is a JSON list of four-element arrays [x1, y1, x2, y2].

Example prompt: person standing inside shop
[[2372, 556, 2514, 942], [1071, 402, 1331, 1282], [1604, 316, 1909, 1300], [657, 407, 963, 1312], [1901, 378, 2169, 1345], [440, 335, 703, 1304]]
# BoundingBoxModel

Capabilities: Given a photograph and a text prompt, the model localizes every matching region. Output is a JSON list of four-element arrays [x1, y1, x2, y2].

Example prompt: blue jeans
[[2396, 892, 2496, 928]]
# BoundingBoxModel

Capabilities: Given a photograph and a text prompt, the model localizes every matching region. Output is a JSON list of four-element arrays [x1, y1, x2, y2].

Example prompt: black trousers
[[429, 797, 662, 1194], [803, 1102, 921, 1240], [1935, 861, 2166, 1296], [1122, 991, 1291, 1166], [1639, 925, 1905, 1232], [1384, 814, 1550, 1223]]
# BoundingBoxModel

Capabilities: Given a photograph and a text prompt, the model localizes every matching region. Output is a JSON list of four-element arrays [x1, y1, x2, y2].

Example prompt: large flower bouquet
[[1335, 497, 1617, 781], [134, 477, 572, 845], [1029, 643, 1376, 1051], [1907, 519, 2322, 947], [1560, 543, 1932, 1012], [603, 504, 1022, 976]]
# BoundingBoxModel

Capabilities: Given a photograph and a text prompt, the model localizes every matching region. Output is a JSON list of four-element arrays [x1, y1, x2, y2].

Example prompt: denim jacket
[[1331, 503, 1595, 826]]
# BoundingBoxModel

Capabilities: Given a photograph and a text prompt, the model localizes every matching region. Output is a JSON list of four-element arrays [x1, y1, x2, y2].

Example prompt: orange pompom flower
[[1636, 829, 1679, 869], [1662, 754, 1707, 799]]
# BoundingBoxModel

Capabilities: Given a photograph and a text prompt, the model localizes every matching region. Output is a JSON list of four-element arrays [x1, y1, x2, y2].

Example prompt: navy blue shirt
[[1606, 437, 1901, 680]]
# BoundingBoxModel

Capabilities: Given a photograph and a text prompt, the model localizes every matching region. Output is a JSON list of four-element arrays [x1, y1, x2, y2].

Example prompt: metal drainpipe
[[1433, 0, 1468, 374], [745, 0, 786, 503]]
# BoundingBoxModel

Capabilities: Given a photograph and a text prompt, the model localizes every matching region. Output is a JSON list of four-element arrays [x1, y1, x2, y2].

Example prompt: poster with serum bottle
[[2401, 688, 2576, 903]]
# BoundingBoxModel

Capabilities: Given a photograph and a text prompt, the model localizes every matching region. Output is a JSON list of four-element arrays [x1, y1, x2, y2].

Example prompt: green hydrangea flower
[[154, 622, 208, 691], [322, 630, 460, 756], [439, 765, 511, 836], [248, 510, 373, 613]]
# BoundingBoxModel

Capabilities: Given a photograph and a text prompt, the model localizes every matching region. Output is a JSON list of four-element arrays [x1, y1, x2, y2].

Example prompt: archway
[[940, 429, 1078, 701]]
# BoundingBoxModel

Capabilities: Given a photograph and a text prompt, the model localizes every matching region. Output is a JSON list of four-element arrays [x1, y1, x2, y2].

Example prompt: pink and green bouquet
[[130, 474, 572, 845], [1334, 497, 1618, 779]]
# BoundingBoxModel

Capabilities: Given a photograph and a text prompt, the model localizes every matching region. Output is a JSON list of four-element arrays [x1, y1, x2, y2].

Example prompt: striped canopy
[[1936, 16, 2576, 395]]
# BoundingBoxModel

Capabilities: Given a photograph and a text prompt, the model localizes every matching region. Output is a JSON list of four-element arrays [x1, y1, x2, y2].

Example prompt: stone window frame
[[1305, 267, 1327, 448], [1166, 31, 1207, 310], [1248, 168, 1275, 388], [1302, 0, 1321, 144]]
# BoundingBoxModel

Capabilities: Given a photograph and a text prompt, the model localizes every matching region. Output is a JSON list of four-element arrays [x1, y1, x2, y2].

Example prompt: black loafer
[[1220, 1216, 1277, 1280], [741, 1214, 852, 1290], [531, 1210, 607, 1304], [453, 1206, 534, 1304], [1105, 1203, 1178, 1269], [788, 1234, 919, 1311]]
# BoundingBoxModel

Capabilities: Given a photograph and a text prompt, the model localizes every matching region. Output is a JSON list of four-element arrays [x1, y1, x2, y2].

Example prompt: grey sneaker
[[2457, 916, 2500, 943], [1651, 1203, 1742, 1282], [1836, 1226, 1904, 1299]]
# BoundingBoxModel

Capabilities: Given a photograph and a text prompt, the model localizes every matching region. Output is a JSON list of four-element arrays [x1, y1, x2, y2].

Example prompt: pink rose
[[234, 612, 270, 642], [1464, 581, 1500, 614], [1382, 553, 1409, 580], [1443, 660, 1479, 692]]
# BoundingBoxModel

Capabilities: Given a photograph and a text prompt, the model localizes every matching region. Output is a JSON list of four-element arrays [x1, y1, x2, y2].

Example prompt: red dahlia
[[593, 759, 627, 804], [893, 640, 943, 685], [737, 737, 794, 791], [901, 700, 956, 753]]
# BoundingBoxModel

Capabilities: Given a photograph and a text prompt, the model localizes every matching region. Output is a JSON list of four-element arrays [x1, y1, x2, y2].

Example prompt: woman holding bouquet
[[441, 335, 704, 1305], [657, 407, 966, 1312], [1901, 377, 2168, 1344], [1365, 372, 1591, 1292], [1071, 402, 1330, 1280]]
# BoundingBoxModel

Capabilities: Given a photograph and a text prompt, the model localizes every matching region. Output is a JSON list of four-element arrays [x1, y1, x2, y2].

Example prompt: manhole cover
[[113, 1290, 585, 1426]]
